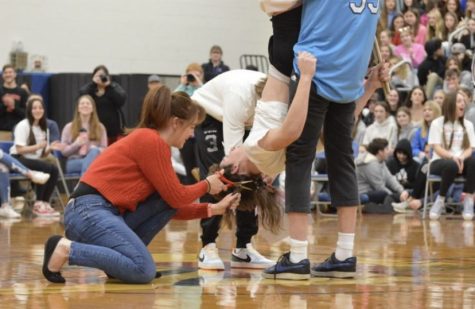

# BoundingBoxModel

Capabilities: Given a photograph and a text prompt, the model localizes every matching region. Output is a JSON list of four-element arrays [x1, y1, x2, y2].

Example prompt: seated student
[[0, 150, 50, 218], [361, 102, 398, 150], [395, 106, 418, 144], [61, 95, 107, 175], [387, 139, 420, 193], [10, 96, 60, 217], [41, 86, 236, 284], [355, 138, 410, 209], [427, 91, 475, 220], [411, 100, 441, 163]]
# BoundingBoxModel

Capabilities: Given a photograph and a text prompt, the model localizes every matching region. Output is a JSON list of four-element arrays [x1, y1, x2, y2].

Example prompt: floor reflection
[[1, 214, 475, 308]]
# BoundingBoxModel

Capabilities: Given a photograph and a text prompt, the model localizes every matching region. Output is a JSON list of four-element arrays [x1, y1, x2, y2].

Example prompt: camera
[[186, 74, 196, 83], [99, 74, 109, 83]]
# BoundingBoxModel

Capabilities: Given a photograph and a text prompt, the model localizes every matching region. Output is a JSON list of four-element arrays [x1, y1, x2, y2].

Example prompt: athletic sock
[[289, 238, 308, 263], [335, 232, 355, 261]]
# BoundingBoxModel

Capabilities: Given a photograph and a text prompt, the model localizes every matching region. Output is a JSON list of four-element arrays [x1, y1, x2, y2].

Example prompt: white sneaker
[[231, 243, 274, 269], [198, 243, 225, 270], [0, 203, 21, 219], [392, 201, 408, 213], [29, 171, 50, 184], [429, 198, 444, 220], [32, 202, 60, 217], [463, 198, 474, 221]]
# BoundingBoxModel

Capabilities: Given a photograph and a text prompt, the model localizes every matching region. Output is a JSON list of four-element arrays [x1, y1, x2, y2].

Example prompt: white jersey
[[192, 70, 266, 154], [243, 100, 288, 178]]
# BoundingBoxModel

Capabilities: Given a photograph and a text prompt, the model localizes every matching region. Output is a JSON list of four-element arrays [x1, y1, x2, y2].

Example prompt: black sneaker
[[311, 252, 356, 278], [262, 252, 310, 280]]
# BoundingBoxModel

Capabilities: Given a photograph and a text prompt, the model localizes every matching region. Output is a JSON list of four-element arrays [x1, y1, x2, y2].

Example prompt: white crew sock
[[436, 195, 445, 203], [335, 232, 355, 261], [289, 238, 308, 263]]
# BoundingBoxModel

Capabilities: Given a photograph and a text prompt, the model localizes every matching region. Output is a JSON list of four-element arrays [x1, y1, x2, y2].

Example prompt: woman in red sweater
[[42, 86, 239, 284]]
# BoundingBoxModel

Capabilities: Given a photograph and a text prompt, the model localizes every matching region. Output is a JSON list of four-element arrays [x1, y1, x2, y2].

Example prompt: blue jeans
[[0, 150, 31, 204], [66, 147, 101, 175], [0, 149, 29, 175], [64, 193, 177, 283], [0, 170, 9, 204]]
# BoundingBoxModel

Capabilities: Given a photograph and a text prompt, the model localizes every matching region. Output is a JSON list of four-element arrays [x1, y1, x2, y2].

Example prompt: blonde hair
[[254, 77, 267, 98], [421, 100, 441, 138], [186, 63, 203, 75], [71, 95, 103, 141]]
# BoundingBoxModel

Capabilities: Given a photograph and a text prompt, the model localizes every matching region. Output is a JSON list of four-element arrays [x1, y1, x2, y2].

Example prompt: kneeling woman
[[42, 87, 237, 284]]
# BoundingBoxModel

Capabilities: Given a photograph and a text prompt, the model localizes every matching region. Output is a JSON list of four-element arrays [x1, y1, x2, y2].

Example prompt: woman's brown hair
[[441, 92, 470, 149], [70, 95, 103, 141], [137, 86, 205, 130], [209, 164, 281, 233], [25, 96, 48, 146]]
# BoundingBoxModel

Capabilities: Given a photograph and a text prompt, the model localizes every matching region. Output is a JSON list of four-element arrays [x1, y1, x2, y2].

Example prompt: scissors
[[218, 174, 253, 191]]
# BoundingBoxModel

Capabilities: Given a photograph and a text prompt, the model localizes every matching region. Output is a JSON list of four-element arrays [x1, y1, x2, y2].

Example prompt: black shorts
[[267, 6, 301, 77], [285, 81, 359, 213]]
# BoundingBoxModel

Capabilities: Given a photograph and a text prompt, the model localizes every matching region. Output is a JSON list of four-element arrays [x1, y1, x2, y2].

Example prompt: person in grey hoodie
[[356, 138, 410, 206]]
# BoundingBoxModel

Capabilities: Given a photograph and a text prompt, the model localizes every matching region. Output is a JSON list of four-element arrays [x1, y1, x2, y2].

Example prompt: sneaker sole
[[261, 272, 310, 280], [198, 262, 225, 270], [311, 270, 355, 279], [230, 261, 274, 269]]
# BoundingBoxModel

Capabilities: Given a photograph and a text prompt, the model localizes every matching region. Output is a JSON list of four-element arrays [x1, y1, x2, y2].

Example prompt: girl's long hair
[[421, 100, 441, 138], [70, 95, 103, 141], [441, 92, 470, 150], [208, 164, 282, 233], [25, 96, 48, 146]]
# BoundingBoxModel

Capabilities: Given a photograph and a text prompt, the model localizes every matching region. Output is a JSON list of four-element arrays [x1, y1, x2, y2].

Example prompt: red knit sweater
[[81, 128, 209, 219]]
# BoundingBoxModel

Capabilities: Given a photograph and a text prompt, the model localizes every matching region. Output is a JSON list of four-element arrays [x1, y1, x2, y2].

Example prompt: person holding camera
[[174, 63, 204, 185], [79, 65, 127, 145], [174, 63, 204, 96]]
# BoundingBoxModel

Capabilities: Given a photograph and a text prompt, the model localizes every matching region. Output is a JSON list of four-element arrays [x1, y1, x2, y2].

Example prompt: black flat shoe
[[42, 235, 66, 283]]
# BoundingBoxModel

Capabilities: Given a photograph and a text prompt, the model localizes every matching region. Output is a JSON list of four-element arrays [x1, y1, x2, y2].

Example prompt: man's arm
[[354, 62, 390, 118]]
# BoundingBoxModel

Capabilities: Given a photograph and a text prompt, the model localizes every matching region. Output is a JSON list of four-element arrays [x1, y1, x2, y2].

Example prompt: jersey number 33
[[349, 0, 379, 14]]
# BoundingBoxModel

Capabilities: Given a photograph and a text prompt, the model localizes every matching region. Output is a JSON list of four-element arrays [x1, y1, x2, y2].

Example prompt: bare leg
[[48, 238, 71, 272], [288, 212, 308, 240], [337, 207, 357, 234]]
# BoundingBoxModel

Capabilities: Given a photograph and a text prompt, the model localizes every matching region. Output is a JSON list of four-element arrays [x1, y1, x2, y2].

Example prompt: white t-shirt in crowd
[[428, 116, 475, 161], [243, 100, 287, 178], [10, 119, 47, 159], [192, 70, 266, 155]]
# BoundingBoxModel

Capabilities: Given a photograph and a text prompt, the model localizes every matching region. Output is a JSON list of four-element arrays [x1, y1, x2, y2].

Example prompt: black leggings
[[268, 6, 302, 77], [430, 157, 475, 197], [14, 156, 59, 202]]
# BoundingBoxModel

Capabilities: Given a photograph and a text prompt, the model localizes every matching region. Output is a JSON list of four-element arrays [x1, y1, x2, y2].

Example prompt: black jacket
[[201, 61, 230, 83], [386, 139, 420, 189], [79, 81, 127, 138], [417, 40, 445, 86]]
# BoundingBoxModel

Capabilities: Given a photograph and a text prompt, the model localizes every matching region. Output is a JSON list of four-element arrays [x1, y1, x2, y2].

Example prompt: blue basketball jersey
[[293, 0, 380, 103]]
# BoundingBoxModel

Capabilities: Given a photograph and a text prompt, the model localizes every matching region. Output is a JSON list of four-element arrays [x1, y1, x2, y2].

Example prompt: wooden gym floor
[[1, 213, 475, 308]]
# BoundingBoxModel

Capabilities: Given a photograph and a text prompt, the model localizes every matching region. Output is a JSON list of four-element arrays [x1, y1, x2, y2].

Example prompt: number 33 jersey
[[293, 0, 380, 103]]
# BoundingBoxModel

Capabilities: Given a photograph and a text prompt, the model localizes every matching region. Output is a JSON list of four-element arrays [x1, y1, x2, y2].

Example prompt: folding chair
[[239, 54, 269, 73], [52, 151, 81, 201], [422, 159, 466, 219]]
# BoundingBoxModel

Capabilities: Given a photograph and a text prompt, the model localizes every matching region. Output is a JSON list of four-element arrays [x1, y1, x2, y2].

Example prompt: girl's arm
[[432, 144, 454, 159], [258, 51, 316, 151]]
